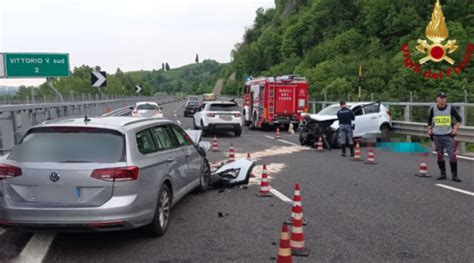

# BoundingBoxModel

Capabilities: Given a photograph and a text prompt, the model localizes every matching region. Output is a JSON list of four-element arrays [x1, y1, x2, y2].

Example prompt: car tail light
[[207, 113, 216, 117], [0, 164, 22, 180], [91, 166, 140, 182], [234, 113, 241, 117]]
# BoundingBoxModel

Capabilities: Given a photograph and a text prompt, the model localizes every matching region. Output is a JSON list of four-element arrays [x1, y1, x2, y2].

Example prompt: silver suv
[[0, 116, 210, 237]]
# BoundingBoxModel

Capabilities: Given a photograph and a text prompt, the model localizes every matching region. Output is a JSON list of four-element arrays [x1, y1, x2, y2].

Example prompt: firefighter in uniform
[[428, 92, 462, 182], [337, 101, 355, 157]]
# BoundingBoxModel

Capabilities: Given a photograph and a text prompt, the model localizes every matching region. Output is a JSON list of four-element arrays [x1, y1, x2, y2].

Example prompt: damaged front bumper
[[211, 159, 255, 186]]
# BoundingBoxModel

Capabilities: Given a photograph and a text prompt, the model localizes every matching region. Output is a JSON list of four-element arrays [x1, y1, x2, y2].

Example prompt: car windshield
[[210, 104, 239, 111], [318, 105, 341, 116], [137, 104, 159, 110], [186, 102, 199, 107], [8, 127, 125, 163]]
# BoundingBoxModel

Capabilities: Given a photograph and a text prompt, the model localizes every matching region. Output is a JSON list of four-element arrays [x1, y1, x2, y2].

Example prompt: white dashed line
[[263, 135, 299, 146], [269, 187, 293, 204], [436, 184, 474, 197], [177, 120, 182, 125], [174, 114, 177, 117], [13, 233, 56, 263]]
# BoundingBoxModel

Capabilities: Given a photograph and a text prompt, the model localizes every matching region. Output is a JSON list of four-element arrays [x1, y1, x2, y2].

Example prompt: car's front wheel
[[196, 160, 210, 192], [329, 129, 340, 149], [144, 184, 171, 237]]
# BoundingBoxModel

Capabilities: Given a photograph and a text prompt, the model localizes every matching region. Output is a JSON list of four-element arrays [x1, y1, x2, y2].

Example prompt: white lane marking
[[174, 114, 177, 117], [263, 135, 299, 146], [431, 151, 474, 161], [177, 120, 182, 125], [13, 233, 56, 263], [277, 139, 299, 146], [269, 187, 293, 204], [436, 184, 474, 197], [0, 227, 5, 236]]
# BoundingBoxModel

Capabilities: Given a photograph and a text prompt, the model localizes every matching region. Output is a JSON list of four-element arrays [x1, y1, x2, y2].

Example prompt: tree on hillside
[[165, 63, 170, 71], [195, 54, 199, 63]]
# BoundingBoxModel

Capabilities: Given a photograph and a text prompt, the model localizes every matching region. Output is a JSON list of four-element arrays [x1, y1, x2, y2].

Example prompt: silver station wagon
[[0, 116, 210, 237]]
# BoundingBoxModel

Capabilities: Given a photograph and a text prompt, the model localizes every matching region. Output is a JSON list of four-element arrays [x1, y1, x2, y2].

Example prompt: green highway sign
[[3, 53, 70, 78]]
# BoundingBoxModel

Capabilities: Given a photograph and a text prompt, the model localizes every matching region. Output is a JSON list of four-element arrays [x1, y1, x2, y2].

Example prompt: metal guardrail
[[392, 121, 474, 144], [0, 96, 178, 155]]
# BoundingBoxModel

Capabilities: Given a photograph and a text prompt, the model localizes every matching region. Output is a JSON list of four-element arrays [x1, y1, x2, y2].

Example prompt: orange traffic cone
[[287, 184, 307, 225], [315, 136, 324, 152], [276, 128, 281, 139], [415, 162, 431, 177], [352, 141, 363, 161], [290, 205, 309, 257], [256, 164, 273, 197], [228, 143, 235, 163], [212, 136, 219, 152], [276, 223, 292, 263], [364, 148, 378, 164]]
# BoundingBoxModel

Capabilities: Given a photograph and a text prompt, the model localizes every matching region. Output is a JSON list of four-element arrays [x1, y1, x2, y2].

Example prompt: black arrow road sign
[[91, 71, 107, 87], [135, 84, 142, 94]]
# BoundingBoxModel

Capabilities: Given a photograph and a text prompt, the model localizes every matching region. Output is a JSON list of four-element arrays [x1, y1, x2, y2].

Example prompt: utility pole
[[358, 65, 362, 101]]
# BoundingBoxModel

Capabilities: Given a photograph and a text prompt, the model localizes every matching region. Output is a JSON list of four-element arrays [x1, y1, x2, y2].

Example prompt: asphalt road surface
[[1, 100, 473, 263]]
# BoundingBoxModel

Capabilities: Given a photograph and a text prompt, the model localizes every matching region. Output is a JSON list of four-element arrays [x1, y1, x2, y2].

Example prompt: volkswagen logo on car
[[50, 172, 60, 183]]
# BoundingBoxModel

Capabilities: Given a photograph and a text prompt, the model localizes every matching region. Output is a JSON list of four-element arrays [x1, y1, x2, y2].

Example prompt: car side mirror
[[197, 141, 211, 157]]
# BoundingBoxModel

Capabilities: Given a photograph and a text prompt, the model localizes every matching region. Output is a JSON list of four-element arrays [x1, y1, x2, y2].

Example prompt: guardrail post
[[404, 105, 412, 141], [312, 102, 316, 114]]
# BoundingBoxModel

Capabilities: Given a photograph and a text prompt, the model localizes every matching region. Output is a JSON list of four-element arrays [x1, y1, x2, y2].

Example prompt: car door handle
[[166, 157, 174, 163]]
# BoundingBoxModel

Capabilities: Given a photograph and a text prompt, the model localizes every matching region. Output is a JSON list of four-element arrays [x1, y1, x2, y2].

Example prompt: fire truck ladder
[[268, 82, 276, 120]]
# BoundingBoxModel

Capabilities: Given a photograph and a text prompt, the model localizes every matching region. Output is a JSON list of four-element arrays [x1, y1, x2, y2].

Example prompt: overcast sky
[[0, 0, 274, 87]]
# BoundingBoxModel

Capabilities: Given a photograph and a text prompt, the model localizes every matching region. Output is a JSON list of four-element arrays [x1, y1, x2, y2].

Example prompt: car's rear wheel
[[299, 132, 308, 146], [201, 120, 208, 136], [235, 127, 242, 137], [144, 184, 171, 237]]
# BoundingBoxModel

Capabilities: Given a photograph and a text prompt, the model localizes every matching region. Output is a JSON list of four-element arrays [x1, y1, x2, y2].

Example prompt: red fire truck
[[242, 75, 309, 129]]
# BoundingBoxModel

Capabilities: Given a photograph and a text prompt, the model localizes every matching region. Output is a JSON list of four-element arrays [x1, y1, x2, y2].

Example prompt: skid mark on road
[[13, 233, 55, 263], [436, 184, 474, 197]]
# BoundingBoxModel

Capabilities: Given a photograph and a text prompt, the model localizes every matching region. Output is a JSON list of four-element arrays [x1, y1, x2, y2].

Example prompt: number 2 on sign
[[34, 67, 39, 73]]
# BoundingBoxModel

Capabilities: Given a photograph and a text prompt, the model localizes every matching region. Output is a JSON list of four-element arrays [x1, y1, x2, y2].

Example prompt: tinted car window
[[137, 104, 159, 110], [209, 104, 239, 111], [169, 125, 193, 147], [152, 126, 176, 151], [363, 104, 380, 114], [136, 129, 157, 154], [9, 127, 125, 163]]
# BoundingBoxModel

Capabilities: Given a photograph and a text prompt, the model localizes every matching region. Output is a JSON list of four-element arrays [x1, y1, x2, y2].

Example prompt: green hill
[[223, 0, 474, 102], [14, 60, 225, 99]]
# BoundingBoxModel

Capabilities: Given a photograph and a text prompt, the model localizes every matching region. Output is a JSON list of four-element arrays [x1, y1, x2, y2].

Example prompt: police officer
[[337, 101, 355, 157], [428, 92, 462, 182]]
